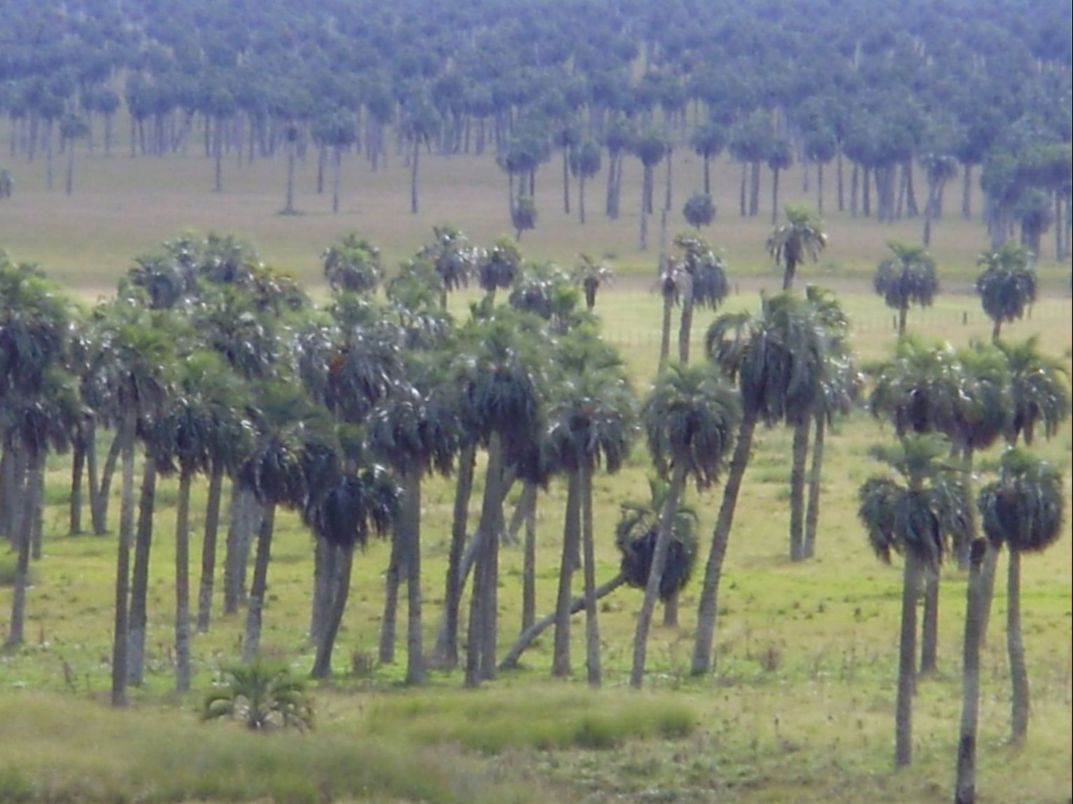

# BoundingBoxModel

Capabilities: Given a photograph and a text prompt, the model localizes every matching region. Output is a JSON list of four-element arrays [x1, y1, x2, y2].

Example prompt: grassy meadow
[[0, 142, 1071, 802]]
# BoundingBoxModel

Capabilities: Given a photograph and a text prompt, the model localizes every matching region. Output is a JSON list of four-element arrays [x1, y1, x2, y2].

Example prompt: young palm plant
[[203, 658, 314, 732], [978, 449, 1066, 743], [857, 434, 970, 767]]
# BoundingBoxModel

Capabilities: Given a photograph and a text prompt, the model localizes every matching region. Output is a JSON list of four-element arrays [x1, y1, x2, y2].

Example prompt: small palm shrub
[[202, 659, 314, 732]]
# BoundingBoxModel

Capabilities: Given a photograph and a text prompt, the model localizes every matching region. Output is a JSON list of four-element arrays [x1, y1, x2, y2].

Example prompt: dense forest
[[0, 0, 1070, 253]]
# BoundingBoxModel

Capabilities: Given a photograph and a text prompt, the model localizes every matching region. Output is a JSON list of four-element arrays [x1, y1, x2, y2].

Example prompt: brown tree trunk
[[1007, 546, 1029, 742], [110, 408, 137, 707], [311, 546, 354, 678], [127, 458, 157, 687], [630, 463, 687, 688], [434, 443, 475, 668], [4, 447, 37, 647], [788, 417, 810, 561], [804, 413, 825, 559], [404, 472, 425, 685], [692, 415, 756, 674], [920, 567, 939, 674], [895, 551, 920, 766], [241, 502, 276, 663], [196, 467, 224, 632], [580, 463, 602, 687], [955, 540, 988, 804]]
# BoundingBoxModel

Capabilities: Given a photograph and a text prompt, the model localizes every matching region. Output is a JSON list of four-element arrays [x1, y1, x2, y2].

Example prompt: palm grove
[[0, 0, 1070, 259]]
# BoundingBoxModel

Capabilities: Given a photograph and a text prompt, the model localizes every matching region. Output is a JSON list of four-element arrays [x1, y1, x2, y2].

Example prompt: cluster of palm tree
[[1, 0, 1069, 256], [857, 250, 1068, 786]]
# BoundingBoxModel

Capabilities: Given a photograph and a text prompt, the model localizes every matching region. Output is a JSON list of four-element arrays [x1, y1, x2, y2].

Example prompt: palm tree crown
[[767, 205, 827, 291]]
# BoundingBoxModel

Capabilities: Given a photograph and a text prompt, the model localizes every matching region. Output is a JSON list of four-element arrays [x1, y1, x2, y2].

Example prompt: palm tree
[[692, 293, 830, 674], [857, 435, 969, 767], [546, 348, 636, 686], [322, 234, 383, 295], [767, 205, 827, 291], [997, 336, 1071, 447], [417, 225, 477, 311], [307, 465, 398, 679], [978, 449, 1066, 743], [571, 253, 614, 312], [240, 381, 315, 664], [94, 298, 176, 707], [672, 233, 729, 367], [920, 152, 958, 246], [476, 237, 522, 306], [873, 241, 938, 337], [367, 378, 459, 684], [312, 111, 357, 214], [633, 128, 668, 250], [767, 139, 793, 225], [203, 659, 314, 732], [975, 243, 1037, 342], [954, 538, 990, 804], [59, 113, 89, 195], [569, 141, 601, 224], [682, 193, 716, 229], [401, 96, 439, 214], [631, 364, 739, 688], [690, 122, 726, 196]]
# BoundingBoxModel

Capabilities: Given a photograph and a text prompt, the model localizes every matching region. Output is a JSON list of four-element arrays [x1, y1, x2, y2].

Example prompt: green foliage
[[978, 448, 1065, 553], [203, 658, 315, 732]]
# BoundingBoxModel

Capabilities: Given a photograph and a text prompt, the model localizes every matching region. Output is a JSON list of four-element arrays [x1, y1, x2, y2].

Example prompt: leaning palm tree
[[307, 464, 398, 679], [571, 253, 615, 312], [767, 204, 827, 291], [631, 363, 739, 688], [857, 434, 969, 767], [978, 449, 1066, 743], [873, 241, 938, 337], [975, 242, 1037, 342], [692, 292, 830, 674]]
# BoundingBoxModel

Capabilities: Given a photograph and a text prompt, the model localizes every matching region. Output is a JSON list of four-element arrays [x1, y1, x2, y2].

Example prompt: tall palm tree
[[767, 204, 827, 291], [476, 237, 522, 306], [672, 233, 729, 366], [975, 242, 1037, 342], [568, 141, 601, 224], [94, 298, 176, 707], [857, 434, 969, 767], [546, 348, 636, 685], [633, 128, 668, 250], [873, 241, 938, 337], [692, 293, 830, 674], [240, 381, 315, 664], [307, 465, 398, 679], [978, 449, 1066, 743], [954, 538, 990, 804], [631, 364, 739, 688], [690, 121, 726, 196], [368, 376, 460, 684]]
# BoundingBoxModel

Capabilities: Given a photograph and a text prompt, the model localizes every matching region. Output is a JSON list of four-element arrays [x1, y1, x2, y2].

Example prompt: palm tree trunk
[[658, 293, 674, 373], [310, 537, 334, 645], [465, 433, 503, 687], [771, 166, 780, 224], [435, 442, 475, 668], [703, 156, 711, 196], [895, 551, 920, 767], [332, 147, 341, 213], [789, 416, 810, 561], [692, 415, 757, 675], [955, 540, 988, 804], [816, 161, 824, 215], [738, 163, 747, 216], [65, 144, 75, 194], [174, 469, 193, 692], [804, 413, 825, 559], [580, 462, 601, 687], [749, 161, 760, 216], [310, 546, 354, 678], [664, 146, 673, 212], [224, 481, 259, 614], [662, 590, 679, 628], [283, 146, 296, 214], [0, 446, 14, 541], [991, 318, 1001, 343], [196, 467, 224, 632], [404, 472, 425, 685], [29, 463, 43, 560], [1007, 545, 1029, 743], [578, 174, 586, 224], [379, 528, 403, 664], [499, 573, 626, 671], [920, 567, 939, 674], [69, 426, 85, 535], [897, 304, 908, 337], [410, 137, 420, 213], [521, 482, 537, 633], [677, 275, 695, 365], [93, 430, 122, 535], [630, 463, 687, 689], [961, 164, 972, 220], [242, 501, 276, 663], [553, 472, 581, 676], [84, 419, 101, 535], [4, 447, 37, 647], [562, 149, 570, 214], [110, 408, 137, 707], [127, 458, 157, 687]]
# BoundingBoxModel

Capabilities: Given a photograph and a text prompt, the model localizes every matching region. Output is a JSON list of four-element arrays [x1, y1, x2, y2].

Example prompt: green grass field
[[0, 144, 1071, 802]]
